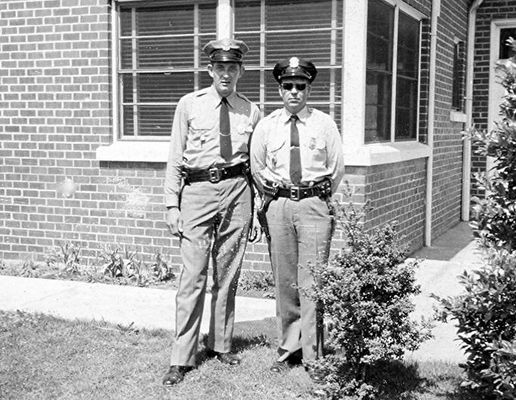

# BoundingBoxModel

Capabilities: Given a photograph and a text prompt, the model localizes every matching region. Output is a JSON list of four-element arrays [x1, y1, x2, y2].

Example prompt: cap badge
[[289, 57, 300, 68], [221, 38, 231, 51]]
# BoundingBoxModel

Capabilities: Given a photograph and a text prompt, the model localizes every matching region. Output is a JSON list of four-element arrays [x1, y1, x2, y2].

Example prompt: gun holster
[[256, 182, 279, 241]]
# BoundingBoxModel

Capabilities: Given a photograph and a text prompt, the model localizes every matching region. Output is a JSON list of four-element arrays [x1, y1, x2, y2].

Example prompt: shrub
[[306, 200, 432, 400], [434, 249, 516, 399], [470, 38, 516, 252], [45, 241, 81, 274], [100, 246, 176, 287], [434, 38, 516, 399]]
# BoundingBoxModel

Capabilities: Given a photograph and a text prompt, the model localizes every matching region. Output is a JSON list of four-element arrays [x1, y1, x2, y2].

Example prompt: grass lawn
[[0, 311, 479, 400]]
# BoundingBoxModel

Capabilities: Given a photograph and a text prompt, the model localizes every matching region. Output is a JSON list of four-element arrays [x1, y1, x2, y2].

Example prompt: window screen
[[234, 0, 344, 127], [117, 2, 216, 138]]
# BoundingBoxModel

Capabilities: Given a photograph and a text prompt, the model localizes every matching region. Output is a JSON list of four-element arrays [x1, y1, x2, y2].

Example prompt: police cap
[[203, 38, 249, 63], [273, 57, 318, 83]]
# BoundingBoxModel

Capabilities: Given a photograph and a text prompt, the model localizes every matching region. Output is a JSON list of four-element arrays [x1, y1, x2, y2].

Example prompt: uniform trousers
[[266, 196, 333, 361], [170, 176, 252, 367]]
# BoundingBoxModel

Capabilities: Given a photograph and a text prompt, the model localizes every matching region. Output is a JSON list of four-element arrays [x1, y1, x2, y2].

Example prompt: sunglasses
[[281, 82, 307, 91]]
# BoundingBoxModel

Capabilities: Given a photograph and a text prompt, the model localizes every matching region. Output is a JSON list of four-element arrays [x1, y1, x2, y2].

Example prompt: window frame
[[114, 1, 217, 141], [364, 0, 423, 144]]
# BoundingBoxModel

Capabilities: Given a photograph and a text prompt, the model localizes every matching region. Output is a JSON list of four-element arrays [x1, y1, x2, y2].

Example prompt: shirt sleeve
[[249, 119, 268, 193], [325, 118, 345, 194], [164, 96, 189, 208]]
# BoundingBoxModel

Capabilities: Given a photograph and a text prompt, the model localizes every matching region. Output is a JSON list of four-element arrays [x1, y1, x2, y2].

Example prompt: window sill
[[96, 141, 169, 163], [344, 141, 431, 166], [450, 110, 467, 123]]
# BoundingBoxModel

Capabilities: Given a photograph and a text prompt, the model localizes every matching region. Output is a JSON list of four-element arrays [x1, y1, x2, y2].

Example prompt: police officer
[[250, 57, 345, 380], [163, 38, 260, 386]]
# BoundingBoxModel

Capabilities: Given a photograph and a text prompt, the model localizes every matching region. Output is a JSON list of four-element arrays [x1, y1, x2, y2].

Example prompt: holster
[[256, 182, 279, 241]]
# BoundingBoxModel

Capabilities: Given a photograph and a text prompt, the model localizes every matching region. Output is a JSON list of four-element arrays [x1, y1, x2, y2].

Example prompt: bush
[[434, 249, 516, 399], [306, 200, 432, 400], [470, 38, 516, 251], [434, 38, 516, 399]]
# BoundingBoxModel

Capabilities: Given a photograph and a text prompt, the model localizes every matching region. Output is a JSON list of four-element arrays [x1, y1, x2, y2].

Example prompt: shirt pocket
[[232, 121, 254, 153], [188, 119, 215, 149], [306, 136, 327, 164]]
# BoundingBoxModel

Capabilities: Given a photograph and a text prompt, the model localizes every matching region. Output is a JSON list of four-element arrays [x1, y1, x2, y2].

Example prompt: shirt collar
[[281, 106, 310, 124], [209, 85, 237, 108]]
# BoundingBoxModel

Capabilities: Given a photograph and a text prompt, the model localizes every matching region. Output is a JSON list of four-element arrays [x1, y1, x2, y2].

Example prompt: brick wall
[[430, 0, 469, 239], [0, 0, 473, 271], [344, 159, 427, 254], [472, 0, 516, 198], [0, 0, 184, 266]]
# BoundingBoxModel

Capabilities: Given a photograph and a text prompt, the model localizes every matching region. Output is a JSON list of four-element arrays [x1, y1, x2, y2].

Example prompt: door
[[487, 20, 516, 177]]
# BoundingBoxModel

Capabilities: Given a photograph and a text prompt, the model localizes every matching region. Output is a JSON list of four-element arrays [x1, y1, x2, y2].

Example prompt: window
[[499, 28, 516, 59], [365, 0, 421, 143], [452, 39, 465, 111], [116, 1, 216, 139], [234, 0, 343, 125]]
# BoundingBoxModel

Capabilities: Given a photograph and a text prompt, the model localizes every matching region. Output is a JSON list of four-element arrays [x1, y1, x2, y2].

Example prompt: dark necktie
[[289, 114, 302, 185], [219, 97, 232, 161]]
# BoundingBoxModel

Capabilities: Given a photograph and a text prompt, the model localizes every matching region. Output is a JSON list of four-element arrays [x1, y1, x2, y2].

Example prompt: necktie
[[219, 97, 232, 161], [289, 114, 302, 185]]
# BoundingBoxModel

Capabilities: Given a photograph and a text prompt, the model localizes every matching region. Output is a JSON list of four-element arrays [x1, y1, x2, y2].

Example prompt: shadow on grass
[[364, 360, 427, 399], [311, 359, 485, 400], [362, 359, 487, 400]]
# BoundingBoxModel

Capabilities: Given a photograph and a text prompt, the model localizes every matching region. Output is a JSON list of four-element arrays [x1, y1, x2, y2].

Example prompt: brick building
[[1, 0, 513, 271]]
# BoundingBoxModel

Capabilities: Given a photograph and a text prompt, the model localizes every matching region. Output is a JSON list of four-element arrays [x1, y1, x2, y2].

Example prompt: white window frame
[[342, 0, 430, 166], [97, 0, 430, 165], [98, 0, 219, 162]]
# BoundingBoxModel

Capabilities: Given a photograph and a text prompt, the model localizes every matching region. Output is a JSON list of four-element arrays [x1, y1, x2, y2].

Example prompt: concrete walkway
[[407, 222, 483, 363], [0, 222, 483, 363], [0, 275, 276, 333]]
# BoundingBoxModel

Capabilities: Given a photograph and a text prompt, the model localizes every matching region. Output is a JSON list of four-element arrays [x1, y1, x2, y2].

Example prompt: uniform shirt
[[165, 85, 261, 208], [250, 106, 345, 193]]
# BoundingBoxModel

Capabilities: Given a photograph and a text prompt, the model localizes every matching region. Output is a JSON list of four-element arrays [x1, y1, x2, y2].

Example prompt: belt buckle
[[290, 186, 301, 201], [208, 167, 222, 183]]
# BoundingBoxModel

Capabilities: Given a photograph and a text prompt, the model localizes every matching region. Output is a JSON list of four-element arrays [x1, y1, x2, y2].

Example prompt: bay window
[[98, 0, 428, 163]]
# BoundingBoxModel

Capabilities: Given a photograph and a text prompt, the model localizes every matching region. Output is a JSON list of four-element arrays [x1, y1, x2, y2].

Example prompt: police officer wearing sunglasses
[[163, 38, 260, 386], [250, 57, 345, 381]]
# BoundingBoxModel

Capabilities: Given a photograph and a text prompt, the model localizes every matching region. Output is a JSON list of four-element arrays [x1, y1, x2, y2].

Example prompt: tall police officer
[[163, 38, 260, 386], [250, 57, 345, 380]]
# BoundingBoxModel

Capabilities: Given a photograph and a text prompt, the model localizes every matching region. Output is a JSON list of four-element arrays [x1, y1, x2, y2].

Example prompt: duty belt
[[182, 163, 249, 184], [273, 179, 332, 201]]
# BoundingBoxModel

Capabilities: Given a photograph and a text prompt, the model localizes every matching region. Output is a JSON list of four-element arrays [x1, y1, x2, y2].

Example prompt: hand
[[166, 207, 183, 237], [248, 215, 263, 243]]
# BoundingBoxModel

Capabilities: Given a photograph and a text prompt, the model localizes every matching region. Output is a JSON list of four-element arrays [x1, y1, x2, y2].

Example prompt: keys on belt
[[182, 163, 249, 184]]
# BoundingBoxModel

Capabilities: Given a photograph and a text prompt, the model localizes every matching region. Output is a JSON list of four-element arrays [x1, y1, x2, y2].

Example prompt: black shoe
[[270, 359, 292, 373], [162, 365, 193, 387], [305, 366, 324, 383], [206, 350, 241, 366]]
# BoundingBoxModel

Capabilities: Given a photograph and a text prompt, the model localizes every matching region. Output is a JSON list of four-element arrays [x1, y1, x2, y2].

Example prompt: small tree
[[306, 200, 432, 400], [434, 38, 516, 399], [470, 38, 516, 251]]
